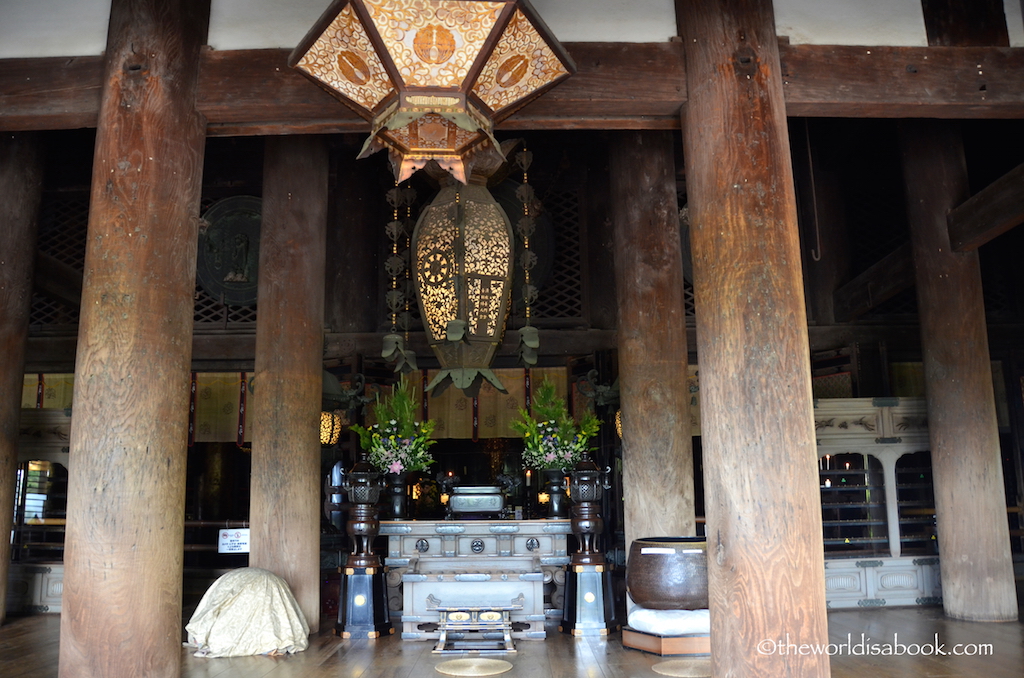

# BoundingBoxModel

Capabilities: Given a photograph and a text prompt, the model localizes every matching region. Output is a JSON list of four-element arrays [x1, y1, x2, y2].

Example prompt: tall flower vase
[[385, 472, 409, 520], [542, 469, 569, 519]]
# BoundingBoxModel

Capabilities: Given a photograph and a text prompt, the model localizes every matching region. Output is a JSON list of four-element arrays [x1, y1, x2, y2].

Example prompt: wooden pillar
[[249, 135, 329, 633], [325, 136, 383, 335], [899, 120, 1018, 622], [610, 130, 695, 552], [0, 133, 44, 625], [58, 1, 208, 676], [677, 1, 830, 676]]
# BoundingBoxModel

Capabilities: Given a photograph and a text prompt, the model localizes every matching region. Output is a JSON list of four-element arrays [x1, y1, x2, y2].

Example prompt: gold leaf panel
[[421, 278, 458, 342], [467, 277, 503, 338], [472, 9, 570, 114], [415, 200, 459, 340], [464, 205, 511, 278], [364, 0, 504, 88], [295, 3, 393, 112]]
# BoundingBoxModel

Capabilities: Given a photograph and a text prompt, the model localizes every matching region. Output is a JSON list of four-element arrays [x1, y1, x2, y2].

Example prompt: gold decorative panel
[[476, 368, 527, 438], [464, 203, 511, 337], [384, 112, 481, 152], [194, 373, 245, 443], [425, 369, 475, 438], [363, 0, 503, 88], [464, 205, 511, 278], [420, 277, 459, 341], [466, 277, 503, 336], [292, 3, 393, 113], [21, 374, 75, 410], [472, 8, 571, 115], [415, 196, 459, 341]]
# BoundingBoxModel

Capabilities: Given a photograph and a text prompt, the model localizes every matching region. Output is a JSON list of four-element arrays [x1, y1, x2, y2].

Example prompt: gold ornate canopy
[[289, 0, 575, 182]]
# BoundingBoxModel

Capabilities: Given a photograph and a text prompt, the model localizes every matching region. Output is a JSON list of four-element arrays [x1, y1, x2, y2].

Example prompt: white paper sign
[[218, 528, 251, 554]]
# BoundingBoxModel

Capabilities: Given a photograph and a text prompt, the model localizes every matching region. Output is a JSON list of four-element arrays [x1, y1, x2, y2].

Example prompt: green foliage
[[510, 379, 600, 470], [350, 376, 436, 474]]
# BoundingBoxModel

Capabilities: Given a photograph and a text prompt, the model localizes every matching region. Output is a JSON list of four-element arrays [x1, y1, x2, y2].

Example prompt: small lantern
[[289, 0, 575, 183], [320, 411, 345, 446]]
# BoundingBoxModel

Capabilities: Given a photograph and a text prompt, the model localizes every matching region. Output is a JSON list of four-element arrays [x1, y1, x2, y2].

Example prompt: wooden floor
[[2, 605, 1022, 678]]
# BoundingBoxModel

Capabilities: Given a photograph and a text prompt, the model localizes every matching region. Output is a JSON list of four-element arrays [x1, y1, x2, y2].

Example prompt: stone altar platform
[[380, 519, 572, 641]]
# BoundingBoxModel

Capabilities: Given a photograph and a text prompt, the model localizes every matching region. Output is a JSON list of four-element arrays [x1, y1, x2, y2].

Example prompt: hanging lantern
[[414, 181, 513, 395], [320, 410, 345, 446], [289, 0, 575, 183]]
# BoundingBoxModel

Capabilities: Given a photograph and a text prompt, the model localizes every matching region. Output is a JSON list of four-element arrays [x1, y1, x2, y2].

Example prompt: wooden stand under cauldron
[[622, 537, 710, 657]]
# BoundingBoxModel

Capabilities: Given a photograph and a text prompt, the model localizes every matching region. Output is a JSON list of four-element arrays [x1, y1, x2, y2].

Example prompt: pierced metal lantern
[[289, 0, 575, 182], [320, 411, 344, 446], [413, 183, 514, 392]]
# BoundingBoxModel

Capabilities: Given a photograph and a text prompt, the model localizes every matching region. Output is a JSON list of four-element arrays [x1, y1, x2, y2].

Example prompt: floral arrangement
[[350, 376, 436, 475], [511, 379, 600, 470]]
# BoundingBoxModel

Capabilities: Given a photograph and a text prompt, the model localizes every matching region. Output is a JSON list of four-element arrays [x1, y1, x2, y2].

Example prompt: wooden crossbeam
[[948, 161, 1024, 251], [33, 251, 83, 309], [832, 243, 915, 322], [2, 43, 1024, 134]]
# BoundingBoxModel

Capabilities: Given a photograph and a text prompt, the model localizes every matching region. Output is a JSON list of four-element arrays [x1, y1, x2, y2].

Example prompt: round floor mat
[[434, 658, 514, 676], [651, 658, 712, 678]]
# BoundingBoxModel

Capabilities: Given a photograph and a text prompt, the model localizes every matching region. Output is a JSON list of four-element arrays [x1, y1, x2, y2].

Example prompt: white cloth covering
[[184, 567, 310, 658], [627, 607, 711, 636]]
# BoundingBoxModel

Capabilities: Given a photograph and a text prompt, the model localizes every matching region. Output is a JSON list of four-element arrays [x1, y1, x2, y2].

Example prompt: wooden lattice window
[[530, 187, 586, 325], [30, 193, 87, 329]]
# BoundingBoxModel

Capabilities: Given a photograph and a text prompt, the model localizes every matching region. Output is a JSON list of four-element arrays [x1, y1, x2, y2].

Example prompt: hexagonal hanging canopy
[[289, 0, 575, 182]]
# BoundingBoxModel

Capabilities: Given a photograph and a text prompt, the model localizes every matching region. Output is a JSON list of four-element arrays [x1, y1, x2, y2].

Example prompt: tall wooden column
[[58, 2, 208, 676], [677, 1, 830, 676], [325, 137, 383, 335], [610, 130, 695, 552], [249, 135, 329, 633], [0, 133, 44, 625], [899, 121, 1018, 622]]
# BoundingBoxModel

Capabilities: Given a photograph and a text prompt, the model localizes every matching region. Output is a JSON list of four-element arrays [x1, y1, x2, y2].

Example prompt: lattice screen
[[29, 193, 259, 331], [683, 279, 696, 319], [677, 190, 697, 322], [30, 194, 87, 328], [531, 188, 585, 323], [29, 293, 80, 328], [192, 286, 258, 325], [37, 195, 88, 269]]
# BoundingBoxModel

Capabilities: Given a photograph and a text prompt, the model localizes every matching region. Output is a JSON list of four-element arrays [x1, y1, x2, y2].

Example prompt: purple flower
[[389, 461, 405, 473]]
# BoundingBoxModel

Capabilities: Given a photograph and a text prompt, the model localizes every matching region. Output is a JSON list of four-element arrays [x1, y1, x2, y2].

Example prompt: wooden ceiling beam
[[948, 161, 1024, 251], [0, 55, 103, 131], [33, 251, 83, 309], [781, 44, 1024, 118], [2, 43, 1024, 134], [832, 243, 915, 322]]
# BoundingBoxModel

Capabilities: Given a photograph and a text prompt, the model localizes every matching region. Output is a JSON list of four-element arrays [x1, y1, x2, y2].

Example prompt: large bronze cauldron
[[626, 536, 708, 610]]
